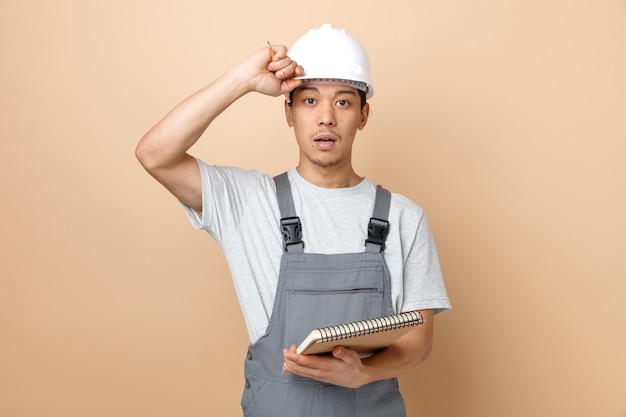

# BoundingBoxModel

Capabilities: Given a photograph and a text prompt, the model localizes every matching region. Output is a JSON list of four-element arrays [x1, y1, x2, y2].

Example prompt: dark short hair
[[288, 88, 367, 110]]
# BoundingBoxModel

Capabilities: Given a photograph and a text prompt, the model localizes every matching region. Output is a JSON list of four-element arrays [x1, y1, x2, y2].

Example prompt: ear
[[358, 102, 370, 130], [284, 99, 294, 127]]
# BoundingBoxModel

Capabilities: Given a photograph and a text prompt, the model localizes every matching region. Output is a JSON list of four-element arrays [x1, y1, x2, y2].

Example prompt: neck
[[295, 164, 362, 188]]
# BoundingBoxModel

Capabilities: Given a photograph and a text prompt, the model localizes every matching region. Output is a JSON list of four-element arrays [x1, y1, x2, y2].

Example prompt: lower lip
[[314, 140, 336, 150]]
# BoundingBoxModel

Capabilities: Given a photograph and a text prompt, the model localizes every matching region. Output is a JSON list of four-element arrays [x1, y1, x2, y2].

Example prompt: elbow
[[419, 338, 433, 364], [135, 133, 161, 174], [406, 317, 434, 368], [135, 139, 150, 169], [414, 309, 435, 365]]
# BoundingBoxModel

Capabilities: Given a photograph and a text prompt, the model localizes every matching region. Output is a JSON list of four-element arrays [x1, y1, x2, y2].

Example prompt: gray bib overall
[[241, 173, 407, 417]]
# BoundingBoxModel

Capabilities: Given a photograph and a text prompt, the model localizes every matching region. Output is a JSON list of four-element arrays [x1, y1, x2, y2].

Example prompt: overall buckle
[[280, 217, 303, 252], [365, 217, 389, 251]]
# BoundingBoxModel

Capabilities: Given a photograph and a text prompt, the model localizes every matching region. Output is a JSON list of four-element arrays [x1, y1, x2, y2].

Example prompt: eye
[[336, 99, 350, 107], [305, 98, 316, 105]]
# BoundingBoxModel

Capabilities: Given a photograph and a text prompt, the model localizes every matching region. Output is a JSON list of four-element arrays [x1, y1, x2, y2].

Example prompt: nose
[[318, 102, 336, 126]]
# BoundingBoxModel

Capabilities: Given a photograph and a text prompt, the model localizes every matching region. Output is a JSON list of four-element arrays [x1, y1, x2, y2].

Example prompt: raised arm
[[135, 44, 303, 211]]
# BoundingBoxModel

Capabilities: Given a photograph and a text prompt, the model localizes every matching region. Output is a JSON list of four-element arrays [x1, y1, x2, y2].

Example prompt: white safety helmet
[[289, 24, 374, 99]]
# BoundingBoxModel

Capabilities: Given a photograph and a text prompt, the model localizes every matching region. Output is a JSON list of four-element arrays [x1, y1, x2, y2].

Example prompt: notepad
[[296, 310, 424, 356]]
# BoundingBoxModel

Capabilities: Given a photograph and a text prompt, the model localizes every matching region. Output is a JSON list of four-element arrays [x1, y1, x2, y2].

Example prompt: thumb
[[279, 78, 304, 96], [332, 346, 345, 359]]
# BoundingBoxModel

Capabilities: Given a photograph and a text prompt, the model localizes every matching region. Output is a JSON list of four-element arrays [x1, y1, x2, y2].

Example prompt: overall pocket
[[282, 254, 387, 351]]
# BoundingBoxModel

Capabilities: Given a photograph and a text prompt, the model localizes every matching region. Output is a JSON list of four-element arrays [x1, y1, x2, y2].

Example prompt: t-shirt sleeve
[[400, 209, 451, 315], [180, 159, 268, 245]]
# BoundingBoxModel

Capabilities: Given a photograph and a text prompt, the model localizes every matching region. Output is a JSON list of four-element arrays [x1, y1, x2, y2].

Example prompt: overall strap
[[274, 172, 304, 254], [365, 185, 391, 253]]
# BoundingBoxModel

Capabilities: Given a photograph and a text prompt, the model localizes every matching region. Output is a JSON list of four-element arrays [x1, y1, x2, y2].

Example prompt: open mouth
[[314, 137, 336, 143], [313, 135, 337, 150], [313, 130, 339, 142], [311, 129, 340, 150]]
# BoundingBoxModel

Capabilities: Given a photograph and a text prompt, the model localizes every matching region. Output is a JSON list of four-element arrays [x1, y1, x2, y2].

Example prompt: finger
[[267, 57, 296, 75], [280, 62, 304, 78], [283, 346, 312, 369], [275, 64, 304, 85], [281, 347, 295, 374], [267, 44, 288, 62], [331, 346, 361, 365], [332, 346, 345, 359], [261, 44, 286, 76], [282, 361, 292, 375], [282, 344, 299, 361], [282, 345, 299, 365], [280, 79, 303, 95]]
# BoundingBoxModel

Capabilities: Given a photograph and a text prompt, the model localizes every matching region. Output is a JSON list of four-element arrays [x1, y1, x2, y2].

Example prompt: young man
[[136, 24, 450, 417]]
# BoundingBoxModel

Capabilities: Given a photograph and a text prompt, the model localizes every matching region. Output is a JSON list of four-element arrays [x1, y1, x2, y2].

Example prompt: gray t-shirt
[[182, 160, 451, 343]]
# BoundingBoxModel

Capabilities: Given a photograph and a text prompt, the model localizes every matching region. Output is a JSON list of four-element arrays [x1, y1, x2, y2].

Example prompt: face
[[285, 83, 369, 170]]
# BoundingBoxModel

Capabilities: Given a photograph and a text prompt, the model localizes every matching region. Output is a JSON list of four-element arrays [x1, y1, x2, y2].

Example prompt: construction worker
[[136, 24, 450, 417]]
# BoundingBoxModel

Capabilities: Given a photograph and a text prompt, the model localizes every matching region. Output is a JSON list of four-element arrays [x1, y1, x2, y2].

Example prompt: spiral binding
[[317, 311, 424, 342]]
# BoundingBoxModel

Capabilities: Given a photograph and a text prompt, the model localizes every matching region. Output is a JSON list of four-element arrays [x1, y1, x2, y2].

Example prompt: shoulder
[[384, 189, 434, 243], [387, 189, 425, 220], [196, 160, 276, 191]]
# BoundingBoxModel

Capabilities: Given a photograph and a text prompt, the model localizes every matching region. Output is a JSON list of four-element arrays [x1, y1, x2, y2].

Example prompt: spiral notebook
[[296, 310, 424, 356]]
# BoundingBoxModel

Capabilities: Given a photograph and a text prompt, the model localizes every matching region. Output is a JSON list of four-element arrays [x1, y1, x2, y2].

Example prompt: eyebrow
[[296, 86, 356, 97]]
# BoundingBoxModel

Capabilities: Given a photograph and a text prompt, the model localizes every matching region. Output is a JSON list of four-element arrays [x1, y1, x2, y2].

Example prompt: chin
[[310, 158, 341, 168]]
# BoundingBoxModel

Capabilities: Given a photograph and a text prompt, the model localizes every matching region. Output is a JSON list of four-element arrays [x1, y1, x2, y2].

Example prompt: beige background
[[1, 1, 625, 416]]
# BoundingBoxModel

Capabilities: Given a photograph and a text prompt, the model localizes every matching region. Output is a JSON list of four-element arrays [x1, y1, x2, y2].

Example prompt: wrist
[[357, 360, 375, 387], [223, 65, 255, 98]]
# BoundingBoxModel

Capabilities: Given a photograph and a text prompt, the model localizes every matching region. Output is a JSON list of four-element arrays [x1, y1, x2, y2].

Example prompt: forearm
[[136, 44, 302, 173], [136, 65, 251, 172], [359, 310, 434, 385]]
